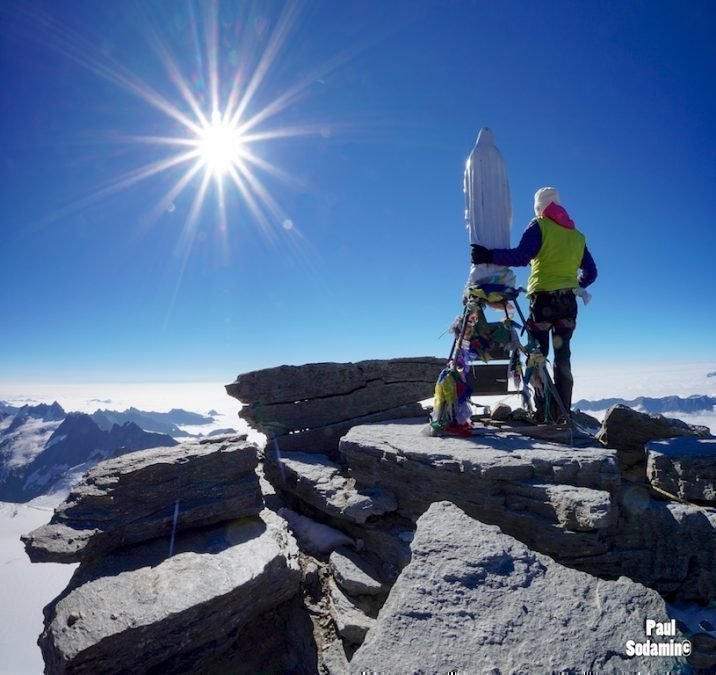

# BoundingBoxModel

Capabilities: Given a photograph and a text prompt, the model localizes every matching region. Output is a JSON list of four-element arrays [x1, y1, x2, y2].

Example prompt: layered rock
[[597, 404, 711, 477], [39, 510, 301, 674], [616, 485, 716, 600], [334, 419, 716, 602], [225, 357, 443, 452], [330, 546, 387, 596], [352, 501, 688, 673], [327, 578, 376, 645], [23, 436, 261, 563], [264, 451, 397, 524], [646, 436, 716, 503], [340, 420, 620, 566]]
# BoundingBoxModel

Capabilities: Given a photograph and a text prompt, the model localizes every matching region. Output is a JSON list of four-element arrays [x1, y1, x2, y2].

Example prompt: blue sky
[[2, 0, 715, 386]]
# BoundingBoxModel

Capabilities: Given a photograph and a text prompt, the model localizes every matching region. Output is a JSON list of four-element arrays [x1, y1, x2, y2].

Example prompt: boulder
[[616, 485, 716, 600], [265, 451, 397, 524], [22, 436, 261, 563], [225, 357, 444, 405], [330, 546, 387, 596], [327, 578, 376, 645], [489, 402, 512, 421], [351, 501, 688, 673], [225, 358, 443, 452], [646, 436, 716, 503], [597, 404, 711, 473], [278, 507, 358, 554], [39, 510, 301, 675]]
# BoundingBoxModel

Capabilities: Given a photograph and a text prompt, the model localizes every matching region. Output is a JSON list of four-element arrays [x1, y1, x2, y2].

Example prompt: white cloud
[[0, 497, 76, 675], [573, 361, 716, 401]]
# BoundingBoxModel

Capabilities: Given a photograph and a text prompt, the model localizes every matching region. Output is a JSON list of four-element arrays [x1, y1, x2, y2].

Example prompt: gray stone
[[320, 638, 351, 675], [597, 404, 711, 472], [225, 358, 442, 453], [268, 403, 426, 453], [489, 402, 511, 421], [225, 357, 444, 405], [646, 436, 716, 503], [330, 516, 414, 584], [329, 546, 387, 596], [543, 483, 614, 531], [278, 507, 358, 554], [503, 482, 614, 532], [616, 486, 716, 600], [39, 510, 301, 675], [266, 452, 397, 524], [22, 436, 261, 563], [242, 381, 431, 432], [351, 501, 688, 673], [195, 595, 318, 674], [327, 578, 375, 645], [340, 420, 620, 565], [571, 409, 602, 436]]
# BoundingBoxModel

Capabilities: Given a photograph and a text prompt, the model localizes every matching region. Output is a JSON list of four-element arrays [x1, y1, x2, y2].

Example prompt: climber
[[470, 187, 597, 421]]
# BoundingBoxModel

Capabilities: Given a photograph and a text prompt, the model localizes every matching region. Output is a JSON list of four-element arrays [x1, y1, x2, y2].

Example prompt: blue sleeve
[[491, 221, 541, 267], [578, 246, 598, 288]]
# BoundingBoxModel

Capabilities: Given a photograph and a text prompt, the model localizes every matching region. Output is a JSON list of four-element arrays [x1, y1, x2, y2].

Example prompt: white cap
[[534, 187, 560, 216]]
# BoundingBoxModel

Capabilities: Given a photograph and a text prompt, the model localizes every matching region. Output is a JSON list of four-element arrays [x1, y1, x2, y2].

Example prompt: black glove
[[471, 244, 492, 265]]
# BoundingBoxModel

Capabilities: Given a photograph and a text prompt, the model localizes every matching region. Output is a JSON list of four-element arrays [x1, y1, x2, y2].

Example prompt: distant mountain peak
[[574, 394, 716, 414], [17, 401, 66, 422], [1, 411, 177, 503]]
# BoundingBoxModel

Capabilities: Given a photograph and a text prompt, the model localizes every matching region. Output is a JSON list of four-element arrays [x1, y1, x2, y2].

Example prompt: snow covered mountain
[[90, 407, 214, 437], [573, 394, 716, 414], [0, 403, 178, 502]]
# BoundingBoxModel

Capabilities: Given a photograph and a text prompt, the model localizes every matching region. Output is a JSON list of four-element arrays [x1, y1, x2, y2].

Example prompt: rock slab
[[341, 421, 619, 563], [330, 546, 387, 596], [226, 357, 444, 405], [597, 404, 711, 472], [646, 436, 716, 503], [265, 451, 397, 524], [226, 357, 443, 452], [39, 510, 300, 675], [23, 436, 261, 563], [616, 487, 716, 600], [351, 501, 687, 673], [327, 578, 376, 645]]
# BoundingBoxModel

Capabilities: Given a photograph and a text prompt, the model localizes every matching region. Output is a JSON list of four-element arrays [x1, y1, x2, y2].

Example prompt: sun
[[196, 110, 246, 180], [28, 1, 355, 251]]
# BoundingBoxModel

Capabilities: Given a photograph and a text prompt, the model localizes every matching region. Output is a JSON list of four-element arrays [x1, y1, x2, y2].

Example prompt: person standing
[[471, 187, 597, 421]]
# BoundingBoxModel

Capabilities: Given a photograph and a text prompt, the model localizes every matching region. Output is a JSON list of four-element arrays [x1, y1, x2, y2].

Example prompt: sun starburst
[[23, 1, 358, 252]]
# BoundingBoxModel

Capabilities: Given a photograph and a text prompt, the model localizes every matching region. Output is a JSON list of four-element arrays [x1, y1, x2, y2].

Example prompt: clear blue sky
[[2, 0, 715, 384]]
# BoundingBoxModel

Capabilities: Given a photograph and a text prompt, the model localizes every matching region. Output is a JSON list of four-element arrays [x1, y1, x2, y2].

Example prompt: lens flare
[[20, 1, 357, 244]]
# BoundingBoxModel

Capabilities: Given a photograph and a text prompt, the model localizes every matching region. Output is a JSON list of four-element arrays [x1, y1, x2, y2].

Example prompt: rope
[[168, 476, 181, 557], [648, 482, 716, 513]]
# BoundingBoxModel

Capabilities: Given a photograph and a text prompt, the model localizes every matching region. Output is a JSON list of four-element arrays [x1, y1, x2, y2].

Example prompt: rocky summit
[[23, 360, 716, 673], [352, 501, 682, 673], [22, 435, 261, 564]]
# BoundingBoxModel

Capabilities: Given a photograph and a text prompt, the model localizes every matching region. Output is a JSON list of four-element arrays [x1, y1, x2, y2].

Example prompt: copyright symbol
[[683, 640, 692, 656]]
